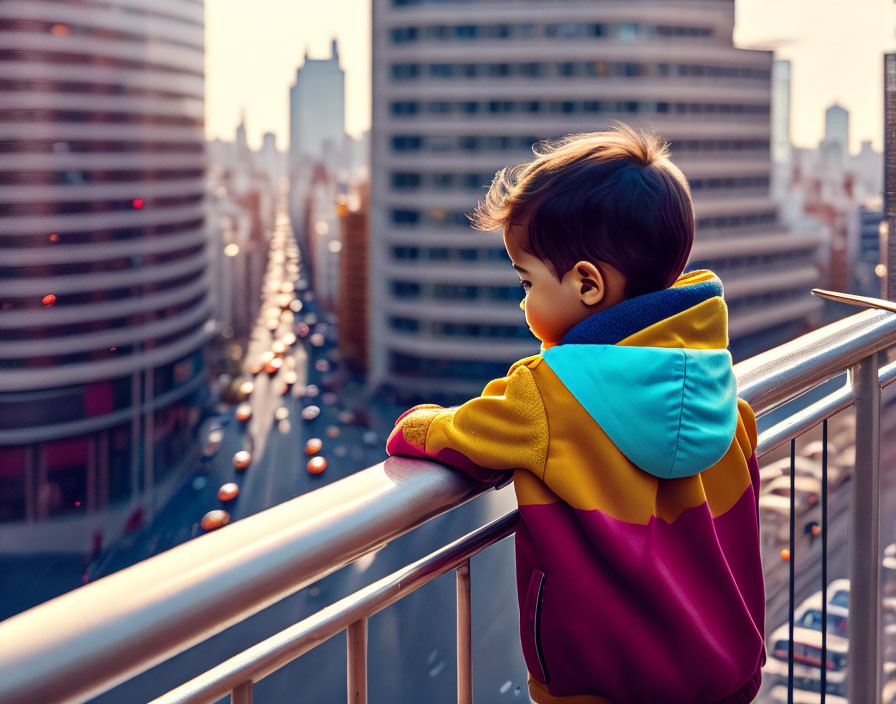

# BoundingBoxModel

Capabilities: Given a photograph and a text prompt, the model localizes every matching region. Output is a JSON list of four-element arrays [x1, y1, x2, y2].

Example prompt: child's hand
[[393, 404, 443, 426]]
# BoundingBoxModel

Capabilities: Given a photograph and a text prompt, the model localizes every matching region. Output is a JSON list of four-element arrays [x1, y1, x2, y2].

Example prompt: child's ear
[[573, 261, 605, 306]]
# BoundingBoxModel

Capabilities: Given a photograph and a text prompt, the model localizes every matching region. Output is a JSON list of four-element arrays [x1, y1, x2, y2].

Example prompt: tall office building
[[0, 0, 211, 548], [288, 39, 346, 175], [771, 59, 792, 167], [370, 0, 822, 398], [885, 53, 896, 302], [821, 103, 850, 172], [770, 59, 792, 202]]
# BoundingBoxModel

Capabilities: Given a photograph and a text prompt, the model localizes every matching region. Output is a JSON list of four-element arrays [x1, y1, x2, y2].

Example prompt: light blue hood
[[539, 272, 738, 479], [542, 345, 738, 479]]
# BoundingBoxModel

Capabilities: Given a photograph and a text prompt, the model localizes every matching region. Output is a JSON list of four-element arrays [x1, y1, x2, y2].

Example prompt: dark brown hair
[[471, 121, 694, 299]]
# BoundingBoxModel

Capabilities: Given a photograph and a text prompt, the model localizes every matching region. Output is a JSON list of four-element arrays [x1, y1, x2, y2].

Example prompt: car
[[762, 475, 821, 510], [233, 450, 252, 470], [827, 578, 849, 611], [202, 427, 224, 459], [306, 456, 327, 474], [793, 593, 848, 638], [769, 684, 846, 703], [217, 483, 239, 501], [765, 623, 848, 698], [201, 509, 230, 531], [759, 455, 848, 490]]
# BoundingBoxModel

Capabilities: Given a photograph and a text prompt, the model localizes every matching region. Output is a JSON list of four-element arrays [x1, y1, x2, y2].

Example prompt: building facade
[[288, 39, 347, 175], [0, 0, 211, 549], [338, 182, 371, 374], [371, 0, 822, 399]]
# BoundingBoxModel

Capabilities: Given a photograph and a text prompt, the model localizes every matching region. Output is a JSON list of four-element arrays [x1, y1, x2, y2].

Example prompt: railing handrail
[[0, 307, 894, 704]]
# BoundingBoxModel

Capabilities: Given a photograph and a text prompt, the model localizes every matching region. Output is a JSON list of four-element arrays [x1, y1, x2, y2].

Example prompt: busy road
[[76, 210, 896, 702]]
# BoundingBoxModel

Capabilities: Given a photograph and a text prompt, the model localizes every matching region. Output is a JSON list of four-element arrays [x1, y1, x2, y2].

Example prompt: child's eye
[[519, 280, 531, 290]]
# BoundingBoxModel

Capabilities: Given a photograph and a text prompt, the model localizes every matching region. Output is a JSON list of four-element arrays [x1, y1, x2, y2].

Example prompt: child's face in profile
[[503, 226, 627, 348], [504, 227, 618, 349]]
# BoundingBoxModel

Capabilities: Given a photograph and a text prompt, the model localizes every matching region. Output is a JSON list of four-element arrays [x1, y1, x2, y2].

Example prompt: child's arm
[[386, 361, 549, 485]]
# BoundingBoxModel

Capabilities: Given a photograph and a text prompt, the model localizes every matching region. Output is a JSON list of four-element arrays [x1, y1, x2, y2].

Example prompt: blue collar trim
[[560, 277, 723, 346]]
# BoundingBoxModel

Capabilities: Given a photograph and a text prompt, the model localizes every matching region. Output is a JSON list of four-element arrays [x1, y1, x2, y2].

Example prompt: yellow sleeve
[[385, 363, 549, 484], [736, 397, 758, 456]]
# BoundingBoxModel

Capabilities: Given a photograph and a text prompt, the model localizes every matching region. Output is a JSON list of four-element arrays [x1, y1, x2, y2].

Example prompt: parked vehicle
[[765, 622, 848, 697]]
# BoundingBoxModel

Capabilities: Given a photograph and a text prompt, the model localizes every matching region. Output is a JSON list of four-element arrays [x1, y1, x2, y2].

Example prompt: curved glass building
[[0, 0, 211, 548], [371, 0, 822, 400]]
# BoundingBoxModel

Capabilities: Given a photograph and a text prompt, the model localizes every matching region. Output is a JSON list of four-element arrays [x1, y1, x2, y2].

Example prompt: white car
[[769, 683, 847, 703], [765, 590, 850, 698], [760, 475, 821, 513], [827, 578, 849, 611], [760, 454, 849, 489], [765, 624, 848, 698]]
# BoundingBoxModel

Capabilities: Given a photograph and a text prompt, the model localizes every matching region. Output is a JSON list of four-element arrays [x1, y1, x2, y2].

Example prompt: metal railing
[[1, 306, 896, 704]]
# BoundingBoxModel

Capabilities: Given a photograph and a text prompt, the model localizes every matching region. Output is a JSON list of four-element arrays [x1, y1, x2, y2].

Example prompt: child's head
[[471, 121, 694, 347]]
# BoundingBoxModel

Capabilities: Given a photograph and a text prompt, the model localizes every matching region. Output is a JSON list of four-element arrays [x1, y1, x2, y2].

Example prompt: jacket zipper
[[533, 572, 550, 685]]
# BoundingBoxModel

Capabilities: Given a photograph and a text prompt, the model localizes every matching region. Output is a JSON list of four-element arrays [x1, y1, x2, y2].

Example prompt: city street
[[16, 213, 895, 703]]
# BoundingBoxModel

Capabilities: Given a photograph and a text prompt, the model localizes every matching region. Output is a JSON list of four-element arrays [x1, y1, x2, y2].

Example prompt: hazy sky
[[205, 0, 896, 153]]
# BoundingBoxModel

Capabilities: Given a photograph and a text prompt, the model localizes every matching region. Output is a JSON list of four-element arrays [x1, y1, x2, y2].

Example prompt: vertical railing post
[[457, 560, 472, 704], [231, 681, 253, 704], [847, 352, 883, 704], [347, 618, 368, 704]]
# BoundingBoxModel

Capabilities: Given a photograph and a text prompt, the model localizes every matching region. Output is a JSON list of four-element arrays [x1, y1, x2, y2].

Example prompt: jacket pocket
[[523, 569, 550, 685]]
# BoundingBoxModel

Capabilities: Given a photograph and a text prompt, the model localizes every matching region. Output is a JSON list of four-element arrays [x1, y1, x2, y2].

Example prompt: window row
[[390, 21, 713, 44], [390, 171, 769, 193], [0, 168, 204, 186], [0, 18, 202, 53], [389, 350, 517, 384], [390, 316, 532, 340], [0, 138, 204, 155], [392, 60, 769, 81], [0, 108, 203, 128], [0, 293, 205, 342], [0, 193, 202, 217], [391, 245, 509, 263], [36, 0, 204, 29], [0, 48, 204, 78], [390, 134, 770, 156], [689, 248, 817, 275], [0, 244, 205, 279], [391, 171, 495, 190], [391, 280, 522, 302], [0, 77, 202, 102], [390, 99, 770, 118], [1, 217, 203, 248], [0, 318, 207, 369], [393, 0, 732, 5], [389, 208, 778, 230], [2, 267, 205, 310]]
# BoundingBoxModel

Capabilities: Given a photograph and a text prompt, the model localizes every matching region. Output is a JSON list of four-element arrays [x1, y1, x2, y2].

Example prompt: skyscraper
[[370, 0, 822, 399], [0, 0, 211, 547], [288, 39, 346, 177], [821, 103, 850, 172], [771, 60, 792, 167]]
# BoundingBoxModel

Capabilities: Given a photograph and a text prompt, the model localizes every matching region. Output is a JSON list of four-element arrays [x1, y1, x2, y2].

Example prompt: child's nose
[[519, 299, 526, 310]]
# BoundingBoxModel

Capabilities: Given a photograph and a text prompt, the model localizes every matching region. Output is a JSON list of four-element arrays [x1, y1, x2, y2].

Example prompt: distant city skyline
[[206, 0, 895, 153]]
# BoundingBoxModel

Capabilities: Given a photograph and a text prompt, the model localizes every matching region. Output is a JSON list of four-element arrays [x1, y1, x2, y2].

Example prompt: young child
[[386, 122, 765, 704]]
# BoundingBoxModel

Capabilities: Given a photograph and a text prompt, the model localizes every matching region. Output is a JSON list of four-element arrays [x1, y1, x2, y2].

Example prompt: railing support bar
[[457, 560, 472, 704], [231, 681, 252, 704], [347, 618, 367, 704], [847, 351, 883, 704]]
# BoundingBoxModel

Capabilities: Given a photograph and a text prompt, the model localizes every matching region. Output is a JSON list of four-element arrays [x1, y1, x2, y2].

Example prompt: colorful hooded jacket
[[386, 269, 765, 704]]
